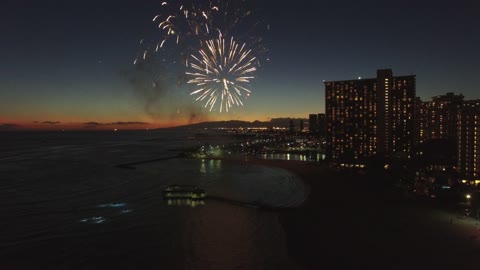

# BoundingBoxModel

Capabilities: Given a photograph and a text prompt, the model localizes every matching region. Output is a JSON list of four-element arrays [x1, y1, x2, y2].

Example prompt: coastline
[[208, 157, 320, 204], [215, 156, 480, 270]]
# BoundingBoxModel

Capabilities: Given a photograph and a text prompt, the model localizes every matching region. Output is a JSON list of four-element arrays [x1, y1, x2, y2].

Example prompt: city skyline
[[1, 0, 480, 130]]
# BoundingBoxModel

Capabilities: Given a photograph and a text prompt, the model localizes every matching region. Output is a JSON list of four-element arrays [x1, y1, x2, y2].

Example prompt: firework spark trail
[[149, 1, 220, 53], [133, 0, 268, 113], [136, 0, 266, 65], [186, 32, 256, 112]]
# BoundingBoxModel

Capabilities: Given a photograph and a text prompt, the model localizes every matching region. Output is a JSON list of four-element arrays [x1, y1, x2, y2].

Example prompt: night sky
[[1, 0, 479, 130]]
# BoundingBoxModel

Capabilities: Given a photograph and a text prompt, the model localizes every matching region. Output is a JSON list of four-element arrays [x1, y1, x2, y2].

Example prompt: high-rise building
[[317, 113, 326, 136], [457, 100, 480, 184], [417, 99, 431, 145], [414, 97, 424, 145], [325, 69, 416, 166], [309, 114, 318, 133], [308, 113, 326, 135], [289, 119, 295, 133], [418, 92, 464, 144], [376, 69, 416, 157]]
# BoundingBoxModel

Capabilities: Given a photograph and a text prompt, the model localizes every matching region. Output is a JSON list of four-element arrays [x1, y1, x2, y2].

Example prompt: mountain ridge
[[164, 118, 308, 129]]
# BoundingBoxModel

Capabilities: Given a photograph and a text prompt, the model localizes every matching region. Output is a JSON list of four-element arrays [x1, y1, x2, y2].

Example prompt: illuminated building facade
[[325, 69, 416, 166], [417, 92, 464, 144], [414, 97, 423, 145], [458, 100, 480, 184], [417, 99, 431, 144], [325, 77, 376, 166]]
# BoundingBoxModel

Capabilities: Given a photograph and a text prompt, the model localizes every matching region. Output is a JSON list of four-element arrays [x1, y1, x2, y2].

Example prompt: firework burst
[[133, 0, 221, 66], [133, 0, 268, 113], [186, 32, 257, 112], [152, 1, 217, 47]]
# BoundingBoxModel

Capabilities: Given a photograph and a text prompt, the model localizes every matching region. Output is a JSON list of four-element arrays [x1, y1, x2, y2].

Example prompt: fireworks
[[133, 0, 268, 113], [186, 32, 257, 112], [151, 0, 220, 52], [134, 1, 224, 66]]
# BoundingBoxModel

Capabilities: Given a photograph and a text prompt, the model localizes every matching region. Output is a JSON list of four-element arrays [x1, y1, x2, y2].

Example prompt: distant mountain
[[270, 118, 308, 128], [166, 118, 308, 130], [168, 120, 269, 130]]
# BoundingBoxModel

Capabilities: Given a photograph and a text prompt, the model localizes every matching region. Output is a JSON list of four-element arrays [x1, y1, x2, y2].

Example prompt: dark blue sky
[[1, 0, 479, 128]]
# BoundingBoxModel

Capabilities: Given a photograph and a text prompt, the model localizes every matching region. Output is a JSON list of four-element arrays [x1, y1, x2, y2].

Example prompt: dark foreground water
[[0, 130, 306, 269]]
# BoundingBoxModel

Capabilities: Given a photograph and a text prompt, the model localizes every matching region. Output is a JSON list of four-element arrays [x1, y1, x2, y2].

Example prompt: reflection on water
[[184, 201, 297, 270], [80, 216, 106, 224], [166, 198, 206, 207], [78, 202, 133, 224], [0, 131, 305, 269], [200, 159, 222, 174], [261, 153, 326, 162], [200, 160, 207, 174], [97, 202, 127, 208]]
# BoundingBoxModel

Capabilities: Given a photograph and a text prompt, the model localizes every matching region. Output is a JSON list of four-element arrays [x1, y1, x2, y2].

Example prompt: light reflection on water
[[80, 216, 106, 224], [0, 131, 305, 269], [261, 153, 326, 162], [200, 159, 223, 174], [184, 201, 297, 270], [166, 198, 206, 207]]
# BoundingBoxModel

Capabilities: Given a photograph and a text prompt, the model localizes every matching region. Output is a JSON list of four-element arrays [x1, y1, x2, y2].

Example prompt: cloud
[[0, 123, 20, 130], [42, 121, 61, 125]]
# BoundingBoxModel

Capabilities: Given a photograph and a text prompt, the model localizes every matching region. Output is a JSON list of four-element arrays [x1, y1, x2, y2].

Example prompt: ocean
[[0, 130, 306, 269]]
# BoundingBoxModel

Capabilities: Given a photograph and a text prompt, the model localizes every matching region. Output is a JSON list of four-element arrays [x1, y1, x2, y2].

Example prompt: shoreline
[[114, 153, 480, 269], [199, 156, 316, 210], [211, 156, 480, 269], [199, 156, 330, 205]]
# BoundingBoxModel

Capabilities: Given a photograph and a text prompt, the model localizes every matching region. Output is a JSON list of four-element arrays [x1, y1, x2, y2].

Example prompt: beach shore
[[224, 157, 480, 270]]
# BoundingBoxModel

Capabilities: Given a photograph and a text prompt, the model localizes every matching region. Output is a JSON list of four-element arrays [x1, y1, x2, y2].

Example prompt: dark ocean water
[[0, 130, 306, 269]]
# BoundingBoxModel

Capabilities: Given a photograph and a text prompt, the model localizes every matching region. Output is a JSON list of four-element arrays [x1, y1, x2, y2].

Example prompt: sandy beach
[[227, 158, 480, 270]]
